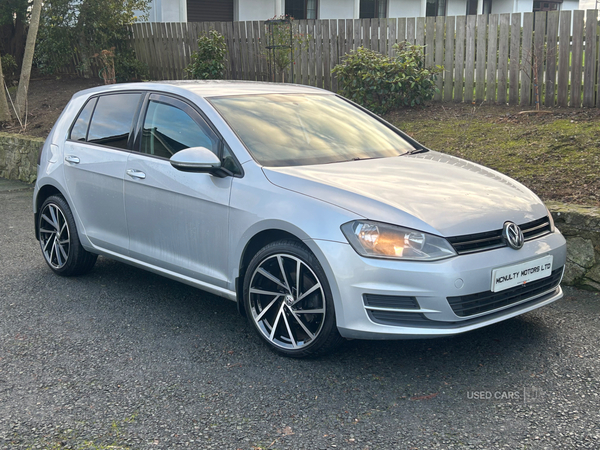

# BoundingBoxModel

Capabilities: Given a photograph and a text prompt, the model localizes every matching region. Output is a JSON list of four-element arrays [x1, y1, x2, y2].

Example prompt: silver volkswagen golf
[[34, 81, 566, 357]]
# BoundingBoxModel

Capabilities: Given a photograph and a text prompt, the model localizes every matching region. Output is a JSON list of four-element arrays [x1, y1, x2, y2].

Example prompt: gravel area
[[1, 178, 599, 450]]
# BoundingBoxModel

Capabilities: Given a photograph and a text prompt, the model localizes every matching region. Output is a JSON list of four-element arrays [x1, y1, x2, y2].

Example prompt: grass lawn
[[385, 104, 600, 207]]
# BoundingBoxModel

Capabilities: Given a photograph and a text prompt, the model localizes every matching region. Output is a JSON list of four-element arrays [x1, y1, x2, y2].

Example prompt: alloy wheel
[[248, 253, 326, 350], [39, 203, 71, 269]]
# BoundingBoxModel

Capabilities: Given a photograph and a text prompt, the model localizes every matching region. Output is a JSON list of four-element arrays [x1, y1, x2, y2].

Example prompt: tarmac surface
[[1, 178, 599, 449]]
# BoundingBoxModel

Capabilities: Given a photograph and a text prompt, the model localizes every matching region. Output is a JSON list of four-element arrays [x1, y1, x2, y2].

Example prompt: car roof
[[72, 80, 329, 100]]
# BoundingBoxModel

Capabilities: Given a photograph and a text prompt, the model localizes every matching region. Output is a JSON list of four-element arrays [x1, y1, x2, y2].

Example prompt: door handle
[[64, 155, 80, 164], [126, 169, 146, 180]]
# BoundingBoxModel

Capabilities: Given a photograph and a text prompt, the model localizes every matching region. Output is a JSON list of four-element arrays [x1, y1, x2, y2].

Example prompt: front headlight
[[341, 220, 457, 261]]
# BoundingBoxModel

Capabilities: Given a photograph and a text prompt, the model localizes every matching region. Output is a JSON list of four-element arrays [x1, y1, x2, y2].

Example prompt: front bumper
[[310, 230, 567, 340]]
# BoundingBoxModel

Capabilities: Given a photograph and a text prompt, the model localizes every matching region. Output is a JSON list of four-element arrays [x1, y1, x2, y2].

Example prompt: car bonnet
[[261, 151, 548, 237]]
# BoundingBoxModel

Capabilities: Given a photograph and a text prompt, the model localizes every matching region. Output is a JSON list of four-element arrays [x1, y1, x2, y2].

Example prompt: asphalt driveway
[[1, 178, 599, 449]]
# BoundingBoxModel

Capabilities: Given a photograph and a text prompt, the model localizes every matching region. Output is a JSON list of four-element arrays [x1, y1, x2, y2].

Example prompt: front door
[[123, 94, 232, 287]]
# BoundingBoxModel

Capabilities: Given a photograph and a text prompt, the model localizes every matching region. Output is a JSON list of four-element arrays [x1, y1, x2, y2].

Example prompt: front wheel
[[38, 195, 97, 276], [243, 240, 343, 357]]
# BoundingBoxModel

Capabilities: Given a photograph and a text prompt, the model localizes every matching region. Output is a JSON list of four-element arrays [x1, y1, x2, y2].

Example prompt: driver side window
[[141, 99, 218, 159]]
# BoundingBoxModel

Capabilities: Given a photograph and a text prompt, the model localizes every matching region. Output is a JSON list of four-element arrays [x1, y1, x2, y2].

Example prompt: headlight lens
[[546, 207, 556, 233], [341, 220, 457, 261]]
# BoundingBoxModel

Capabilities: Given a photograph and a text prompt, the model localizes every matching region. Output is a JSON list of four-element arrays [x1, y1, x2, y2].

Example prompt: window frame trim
[[132, 91, 244, 178]]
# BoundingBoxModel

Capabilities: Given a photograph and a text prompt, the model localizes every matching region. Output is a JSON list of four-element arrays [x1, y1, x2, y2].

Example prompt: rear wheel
[[38, 195, 97, 276], [243, 240, 343, 357]]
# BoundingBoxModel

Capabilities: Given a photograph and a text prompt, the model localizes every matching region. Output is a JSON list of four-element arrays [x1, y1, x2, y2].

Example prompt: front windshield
[[209, 94, 415, 167]]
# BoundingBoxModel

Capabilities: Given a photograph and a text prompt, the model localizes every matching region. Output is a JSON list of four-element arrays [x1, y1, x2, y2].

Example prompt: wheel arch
[[34, 183, 68, 240], [236, 228, 306, 317]]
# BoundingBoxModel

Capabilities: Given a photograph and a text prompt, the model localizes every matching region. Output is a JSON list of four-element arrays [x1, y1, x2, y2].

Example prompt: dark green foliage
[[114, 51, 148, 82], [332, 43, 442, 114], [186, 30, 227, 80], [34, 0, 149, 78], [1, 54, 18, 84]]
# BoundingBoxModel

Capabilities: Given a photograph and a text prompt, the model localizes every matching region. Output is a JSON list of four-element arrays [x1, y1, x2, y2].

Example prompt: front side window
[[210, 94, 415, 167], [360, 0, 387, 19], [141, 99, 219, 159], [285, 0, 317, 20], [86, 93, 142, 150]]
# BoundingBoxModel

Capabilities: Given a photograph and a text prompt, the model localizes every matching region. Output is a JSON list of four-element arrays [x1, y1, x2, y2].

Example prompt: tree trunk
[[0, 55, 12, 122], [78, 29, 92, 79], [14, 0, 43, 122]]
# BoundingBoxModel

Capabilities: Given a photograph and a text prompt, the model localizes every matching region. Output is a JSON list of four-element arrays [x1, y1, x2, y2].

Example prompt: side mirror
[[170, 147, 222, 173]]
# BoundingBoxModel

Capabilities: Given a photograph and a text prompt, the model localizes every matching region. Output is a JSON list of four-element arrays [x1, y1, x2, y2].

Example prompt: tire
[[38, 195, 97, 276], [243, 239, 344, 357]]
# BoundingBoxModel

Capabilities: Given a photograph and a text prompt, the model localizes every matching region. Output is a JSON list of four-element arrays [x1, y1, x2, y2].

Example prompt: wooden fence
[[129, 10, 600, 108]]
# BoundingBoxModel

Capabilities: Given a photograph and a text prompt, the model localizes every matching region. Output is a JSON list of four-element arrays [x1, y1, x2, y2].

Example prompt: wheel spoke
[[255, 295, 280, 322], [42, 234, 54, 252], [281, 310, 297, 348], [257, 267, 289, 292], [41, 213, 56, 229], [291, 308, 324, 314], [269, 304, 285, 341], [250, 288, 283, 297], [277, 255, 291, 292], [293, 282, 321, 305], [49, 206, 59, 229], [295, 258, 301, 296], [288, 307, 316, 340], [54, 240, 63, 266]]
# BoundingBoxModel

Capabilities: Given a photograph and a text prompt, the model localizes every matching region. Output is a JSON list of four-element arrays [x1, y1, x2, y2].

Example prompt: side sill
[[89, 246, 238, 302]]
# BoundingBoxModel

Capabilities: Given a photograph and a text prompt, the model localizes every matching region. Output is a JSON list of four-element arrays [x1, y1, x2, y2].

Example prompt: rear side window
[[69, 97, 97, 141], [83, 93, 141, 150]]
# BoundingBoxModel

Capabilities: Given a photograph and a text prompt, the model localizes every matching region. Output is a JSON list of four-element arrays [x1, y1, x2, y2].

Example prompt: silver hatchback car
[[34, 81, 566, 357]]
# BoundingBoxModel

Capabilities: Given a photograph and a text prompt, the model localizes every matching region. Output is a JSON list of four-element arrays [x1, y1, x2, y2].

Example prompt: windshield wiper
[[401, 148, 429, 155]]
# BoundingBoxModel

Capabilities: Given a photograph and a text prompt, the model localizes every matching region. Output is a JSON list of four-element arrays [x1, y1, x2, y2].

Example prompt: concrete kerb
[[2, 132, 598, 291]]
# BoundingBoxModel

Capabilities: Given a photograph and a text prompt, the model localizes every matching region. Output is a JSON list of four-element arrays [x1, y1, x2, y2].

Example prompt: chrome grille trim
[[448, 216, 552, 255]]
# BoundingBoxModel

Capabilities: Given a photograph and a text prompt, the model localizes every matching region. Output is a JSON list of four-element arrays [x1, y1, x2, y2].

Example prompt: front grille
[[447, 216, 552, 255], [447, 267, 563, 317]]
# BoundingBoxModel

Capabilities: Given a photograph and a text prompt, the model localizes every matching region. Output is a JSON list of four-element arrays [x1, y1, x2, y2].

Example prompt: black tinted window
[[87, 94, 141, 149], [69, 97, 97, 141], [141, 100, 218, 159]]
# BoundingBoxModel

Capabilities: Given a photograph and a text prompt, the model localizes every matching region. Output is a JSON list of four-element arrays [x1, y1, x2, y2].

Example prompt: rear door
[[123, 94, 235, 288], [63, 92, 143, 254]]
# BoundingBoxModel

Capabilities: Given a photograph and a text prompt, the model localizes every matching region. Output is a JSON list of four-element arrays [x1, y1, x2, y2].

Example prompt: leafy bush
[[186, 30, 227, 80], [332, 43, 441, 114], [1, 54, 18, 85], [114, 51, 148, 82]]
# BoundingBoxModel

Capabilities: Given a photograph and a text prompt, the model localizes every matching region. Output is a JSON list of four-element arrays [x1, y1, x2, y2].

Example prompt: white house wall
[[237, 0, 277, 21], [320, 0, 355, 19], [447, 0, 467, 16], [388, 0, 423, 18], [492, 0, 514, 14]]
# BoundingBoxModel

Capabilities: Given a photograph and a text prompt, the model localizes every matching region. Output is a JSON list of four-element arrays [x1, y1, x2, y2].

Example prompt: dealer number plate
[[491, 255, 554, 293]]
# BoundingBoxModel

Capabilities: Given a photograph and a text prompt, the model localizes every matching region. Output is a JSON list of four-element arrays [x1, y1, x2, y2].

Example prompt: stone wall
[[0, 133, 599, 290], [547, 202, 600, 291], [0, 132, 44, 184]]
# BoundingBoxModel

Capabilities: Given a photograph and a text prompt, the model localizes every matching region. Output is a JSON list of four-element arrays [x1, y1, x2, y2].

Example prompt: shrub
[[114, 51, 148, 82], [332, 42, 441, 114], [186, 30, 227, 80], [1, 54, 18, 85]]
